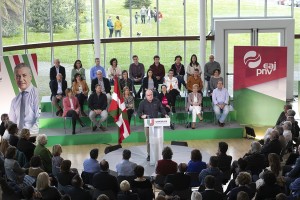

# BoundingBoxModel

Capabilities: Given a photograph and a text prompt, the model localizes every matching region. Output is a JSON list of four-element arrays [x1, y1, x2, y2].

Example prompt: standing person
[[63, 88, 86, 135], [140, 6, 146, 24], [186, 54, 202, 77], [90, 58, 106, 80], [212, 81, 229, 127], [149, 55, 165, 84], [107, 16, 114, 38], [107, 58, 122, 85], [123, 86, 134, 124], [171, 55, 186, 90], [164, 69, 180, 113], [153, 7, 157, 23], [138, 89, 168, 161], [71, 60, 86, 82], [9, 63, 39, 133], [50, 59, 66, 81], [72, 73, 89, 117], [134, 12, 139, 24], [50, 73, 68, 117], [114, 16, 122, 37], [204, 55, 221, 94], [129, 55, 145, 97], [88, 84, 108, 132], [147, 6, 151, 23], [158, 11, 163, 22], [186, 84, 203, 129]]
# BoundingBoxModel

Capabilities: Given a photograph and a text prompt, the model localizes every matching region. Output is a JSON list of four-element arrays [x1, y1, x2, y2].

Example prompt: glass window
[[212, 0, 238, 17], [132, 42, 157, 69], [159, 41, 184, 71], [79, 0, 93, 39], [186, 0, 200, 36], [105, 43, 130, 72], [267, 0, 293, 17], [240, 0, 265, 17]]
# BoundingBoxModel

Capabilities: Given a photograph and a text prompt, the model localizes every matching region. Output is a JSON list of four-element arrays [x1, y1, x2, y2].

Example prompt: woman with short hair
[[17, 128, 35, 162], [52, 144, 64, 177], [71, 60, 86, 81]]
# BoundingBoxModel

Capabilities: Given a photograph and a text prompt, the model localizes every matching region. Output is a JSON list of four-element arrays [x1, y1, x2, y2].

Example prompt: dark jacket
[[141, 77, 158, 97], [261, 139, 282, 156], [165, 173, 191, 191], [243, 153, 265, 175], [0, 122, 5, 136], [171, 64, 185, 76], [88, 92, 107, 111], [17, 138, 36, 162], [40, 186, 62, 200], [50, 79, 68, 99], [117, 191, 140, 200], [158, 92, 172, 107], [91, 77, 111, 94], [138, 98, 166, 119], [50, 66, 66, 81], [92, 171, 119, 194], [57, 171, 76, 186], [120, 78, 133, 92], [67, 187, 92, 200], [149, 63, 165, 80], [201, 189, 223, 200]]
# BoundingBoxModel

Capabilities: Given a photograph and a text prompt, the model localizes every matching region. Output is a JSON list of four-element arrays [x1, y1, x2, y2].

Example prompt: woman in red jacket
[[63, 88, 86, 134]]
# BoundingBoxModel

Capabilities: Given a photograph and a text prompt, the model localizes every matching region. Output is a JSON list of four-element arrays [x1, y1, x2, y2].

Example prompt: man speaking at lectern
[[138, 89, 169, 161]]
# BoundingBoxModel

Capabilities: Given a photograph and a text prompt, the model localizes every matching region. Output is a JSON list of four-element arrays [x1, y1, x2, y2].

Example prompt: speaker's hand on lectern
[[141, 114, 147, 119], [165, 115, 169, 118]]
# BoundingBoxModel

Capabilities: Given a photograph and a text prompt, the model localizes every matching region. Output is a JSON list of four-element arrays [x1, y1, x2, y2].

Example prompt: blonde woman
[[36, 172, 61, 199], [52, 144, 64, 177], [123, 86, 134, 124], [17, 128, 35, 162], [186, 84, 203, 129]]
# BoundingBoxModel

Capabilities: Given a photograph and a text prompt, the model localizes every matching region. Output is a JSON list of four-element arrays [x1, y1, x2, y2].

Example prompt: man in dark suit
[[201, 175, 223, 200], [91, 70, 111, 103], [50, 59, 66, 81], [50, 73, 67, 116], [216, 141, 232, 184], [92, 160, 119, 196]]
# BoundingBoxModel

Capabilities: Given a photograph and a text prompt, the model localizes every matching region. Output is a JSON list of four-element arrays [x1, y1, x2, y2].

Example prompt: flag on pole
[[108, 76, 131, 144]]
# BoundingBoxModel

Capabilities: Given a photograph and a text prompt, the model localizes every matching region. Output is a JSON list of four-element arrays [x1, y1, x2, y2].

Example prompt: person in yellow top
[[114, 16, 122, 37]]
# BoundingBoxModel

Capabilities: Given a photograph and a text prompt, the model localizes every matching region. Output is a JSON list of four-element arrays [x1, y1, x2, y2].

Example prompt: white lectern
[[144, 118, 170, 165]]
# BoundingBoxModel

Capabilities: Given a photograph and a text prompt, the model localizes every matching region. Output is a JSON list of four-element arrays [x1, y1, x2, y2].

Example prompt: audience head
[[268, 153, 281, 176], [213, 69, 221, 76], [73, 59, 82, 69], [36, 172, 50, 191], [20, 128, 30, 140], [191, 149, 202, 162], [123, 86, 130, 96], [209, 54, 215, 62], [97, 194, 110, 200], [100, 159, 109, 171], [283, 121, 292, 131], [191, 191, 202, 200], [153, 55, 160, 63], [36, 134, 48, 146], [218, 141, 228, 154], [54, 59, 60, 67], [122, 70, 128, 79], [163, 183, 174, 195], [96, 70, 103, 79], [22, 186, 35, 199], [74, 73, 82, 82], [274, 125, 284, 136], [56, 73, 63, 81], [286, 109, 296, 117], [235, 172, 251, 186], [95, 58, 100, 65], [237, 191, 249, 200], [110, 58, 118, 66], [71, 174, 83, 188], [190, 54, 198, 65], [193, 69, 200, 76], [237, 158, 248, 171], [4, 120, 14, 130], [5, 146, 16, 159], [174, 55, 182, 62], [65, 88, 73, 97], [178, 163, 188, 173], [217, 80, 223, 89], [147, 69, 154, 78], [263, 171, 277, 185], [90, 148, 99, 159], [0, 113, 8, 122], [204, 175, 215, 189], [161, 84, 167, 93], [122, 149, 131, 160], [168, 69, 174, 77], [145, 89, 154, 102], [120, 180, 131, 192], [7, 123, 18, 135], [192, 84, 199, 92], [162, 146, 173, 160], [52, 144, 62, 156], [30, 155, 42, 168], [284, 104, 292, 112], [250, 141, 261, 153], [276, 193, 288, 200], [209, 156, 219, 168], [134, 165, 144, 178], [270, 130, 279, 141], [132, 55, 139, 64], [60, 160, 72, 172]]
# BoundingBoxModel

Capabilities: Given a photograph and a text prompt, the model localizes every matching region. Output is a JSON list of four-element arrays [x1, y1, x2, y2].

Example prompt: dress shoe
[[99, 125, 107, 131], [92, 125, 97, 131], [191, 122, 196, 129], [146, 155, 150, 161]]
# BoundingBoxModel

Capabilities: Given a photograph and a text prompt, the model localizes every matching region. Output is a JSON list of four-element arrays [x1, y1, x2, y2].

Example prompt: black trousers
[[127, 109, 134, 124], [75, 93, 87, 111], [66, 110, 81, 132], [169, 89, 180, 106]]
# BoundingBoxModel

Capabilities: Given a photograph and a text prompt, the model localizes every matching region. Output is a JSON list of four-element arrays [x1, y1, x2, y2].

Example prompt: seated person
[[123, 86, 134, 124], [62, 88, 86, 135], [282, 121, 293, 143], [67, 174, 92, 200], [0, 113, 9, 137], [34, 134, 53, 173], [52, 144, 64, 177], [57, 160, 77, 186], [131, 165, 154, 200], [227, 172, 255, 200], [107, 58, 122, 85], [242, 141, 265, 177], [7, 123, 19, 147], [117, 180, 139, 200], [36, 172, 62, 200], [200, 175, 223, 200], [141, 69, 158, 99], [256, 171, 281, 200], [83, 148, 100, 174], [17, 128, 36, 162], [261, 130, 282, 158], [163, 69, 180, 113], [129, 55, 145, 96], [187, 69, 203, 94], [88, 84, 108, 132], [149, 55, 165, 84], [165, 163, 191, 193], [91, 70, 111, 103], [286, 109, 300, 139], [71, 59, 86, 81], [212, 80, 229, 127], [120, 70, 133, 92], [158, 85, 172, 114], [186, 84, 203, 129], [208, 69, 223, 96], [187, 149, 207, 173], [72, 73, 89, 117], [171, 55, 186, 90], [28, 155, 44, 178], [156, 146, 178, 176], [50, 73, 67, 117], [275, 104, 292, 126], [157, 183, 180, 200], [116, 149, 137, 177], [186, 54, 202, 77]]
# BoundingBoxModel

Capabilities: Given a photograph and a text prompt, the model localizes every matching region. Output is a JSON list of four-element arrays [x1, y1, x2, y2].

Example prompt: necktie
[[19, 91, 26, 129]]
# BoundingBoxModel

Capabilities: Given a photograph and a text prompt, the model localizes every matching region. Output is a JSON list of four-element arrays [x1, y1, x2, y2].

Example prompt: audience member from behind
[[50, 73, 67, 117], [276, 104, 292, 126], [131, 165, 154, 200], [71, 59, 86, 81], [158, 183, 180, 200], [255, 171, 281, 200], [187, 149, 207, 173], [117, 180, 139, 200], [67, 174, 92, 200], [242, 141, 265, 177], [57, 160, 77, 186], [7, 123, 19, 147], [52, 144, 64, 177], [22, 185, 42, 200], [236, 191, 249, 200], [36, 172, 62, 200], [191, 191, 202, 200], [261, 130, 282, 158], [276, 193, 288, 200], [34, 134, 53, 173], [83, 148, 100, 173], [92, 159, 119, 196], [97, 194, 110, 200], [72, 73, 89, 117], [28, 155, 44, 178], [227, 172, 255, 200], [90, 58, 106, 80], [17, 128, 35, 162], [200, 175, 223, 200], [212, 81, 230, 127], [216, 141, 232, 183], [116, 149, 137, 176], [155, 146, 178, 176], [0, 113, 9, 137]]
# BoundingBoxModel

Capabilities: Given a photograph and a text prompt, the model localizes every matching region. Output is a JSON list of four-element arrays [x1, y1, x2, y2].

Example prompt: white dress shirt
[[164, 76, 180, 91], [9, 84, 39, 133]]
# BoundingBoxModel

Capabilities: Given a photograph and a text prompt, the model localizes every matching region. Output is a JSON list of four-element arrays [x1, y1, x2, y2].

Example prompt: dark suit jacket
[[261, 139, 282, 156], [50, 66, 66, 81], [57, 171, 76, 186], [17, 138, 36, 162], [165, 173, 191, 191], [201, 189, 223, 200], [217, 153, 232, 181], [91, 77, 111, 94], [67, 187, 92, 200], [117, 191, 140, 200], [171, 64, 185, 76], [92, 171, 119, 195], [243, 153, 265, 175], [50, 80, 68, 99]]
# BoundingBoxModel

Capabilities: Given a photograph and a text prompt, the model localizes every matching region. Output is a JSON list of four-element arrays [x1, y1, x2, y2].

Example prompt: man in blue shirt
[[116, 149, 137, 176], [83, 148, 100, 173], [90, 58, 106, 80], [212, 80, 229, 127]]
